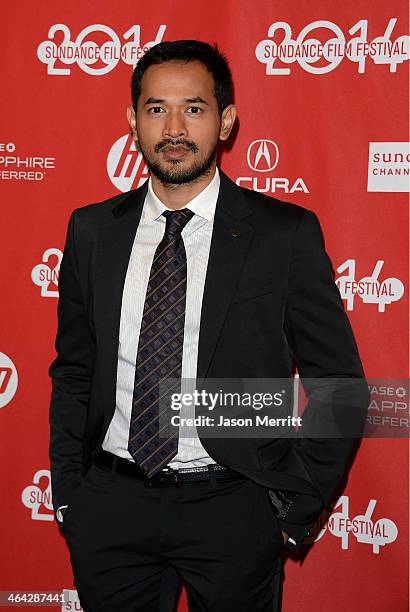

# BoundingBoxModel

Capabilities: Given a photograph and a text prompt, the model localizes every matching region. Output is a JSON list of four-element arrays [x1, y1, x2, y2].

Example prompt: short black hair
[[131, 39, 233, 116]]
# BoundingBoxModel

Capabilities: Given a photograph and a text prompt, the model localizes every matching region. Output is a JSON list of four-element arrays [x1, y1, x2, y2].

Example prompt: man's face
[[127, 60, 235, 185]]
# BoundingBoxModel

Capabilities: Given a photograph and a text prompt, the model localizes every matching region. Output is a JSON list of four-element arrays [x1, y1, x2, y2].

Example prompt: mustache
[[154, 139, 199, 153]]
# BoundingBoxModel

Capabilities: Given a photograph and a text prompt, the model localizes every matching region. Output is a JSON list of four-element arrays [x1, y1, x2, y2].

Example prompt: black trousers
[[62, 458, 284, 612]]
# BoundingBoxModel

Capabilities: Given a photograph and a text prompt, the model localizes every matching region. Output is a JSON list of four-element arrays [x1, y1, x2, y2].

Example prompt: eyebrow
[[144, 96, 209, 106]]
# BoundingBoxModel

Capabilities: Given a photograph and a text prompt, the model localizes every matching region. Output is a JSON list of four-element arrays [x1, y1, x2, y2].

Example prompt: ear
[[219, 104, 237, 142], [127, 105, 138, 139]]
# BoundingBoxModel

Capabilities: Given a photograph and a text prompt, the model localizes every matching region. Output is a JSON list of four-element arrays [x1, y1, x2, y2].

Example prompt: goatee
[[142, 144, 218, 186]]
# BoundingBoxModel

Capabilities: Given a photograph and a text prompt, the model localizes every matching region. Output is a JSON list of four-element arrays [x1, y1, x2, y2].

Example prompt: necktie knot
[[163, 209, 195, 236]]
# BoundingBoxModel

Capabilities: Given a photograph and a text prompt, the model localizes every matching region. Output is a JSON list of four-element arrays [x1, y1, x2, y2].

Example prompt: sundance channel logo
[[367, 142, 410, 192]]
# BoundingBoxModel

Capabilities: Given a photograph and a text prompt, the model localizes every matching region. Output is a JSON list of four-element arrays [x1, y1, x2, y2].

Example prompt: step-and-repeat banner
[[1, 1, 408, 610]]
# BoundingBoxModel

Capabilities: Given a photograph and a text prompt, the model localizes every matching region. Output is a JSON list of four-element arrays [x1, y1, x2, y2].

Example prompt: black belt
[[94, 449, 247, 487]]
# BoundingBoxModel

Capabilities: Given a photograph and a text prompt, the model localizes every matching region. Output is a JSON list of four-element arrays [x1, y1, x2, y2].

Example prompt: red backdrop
[[0, 1, 408, 610]]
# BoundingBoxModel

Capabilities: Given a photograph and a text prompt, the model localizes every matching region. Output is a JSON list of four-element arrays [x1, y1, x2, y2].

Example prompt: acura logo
[[247, 139, 279, 172]]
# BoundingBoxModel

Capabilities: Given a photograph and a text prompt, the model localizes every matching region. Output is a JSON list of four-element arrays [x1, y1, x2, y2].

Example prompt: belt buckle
[[144, 468, 180, 488]]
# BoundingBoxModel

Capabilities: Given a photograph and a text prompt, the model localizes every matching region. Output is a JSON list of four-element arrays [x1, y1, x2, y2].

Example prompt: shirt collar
[[142, 166, 220, 225]]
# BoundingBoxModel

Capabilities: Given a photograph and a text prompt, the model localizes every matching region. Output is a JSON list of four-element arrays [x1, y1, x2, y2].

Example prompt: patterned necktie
[[128, 208, 195, 477]]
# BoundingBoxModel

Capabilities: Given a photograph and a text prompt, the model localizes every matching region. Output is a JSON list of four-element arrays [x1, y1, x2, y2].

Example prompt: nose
[[163, 109, 187, 140]]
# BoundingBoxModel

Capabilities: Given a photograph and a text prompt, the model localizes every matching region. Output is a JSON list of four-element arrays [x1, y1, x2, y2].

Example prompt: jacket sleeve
[[48, 209, 95, 514], [274, 209, 369, 553]]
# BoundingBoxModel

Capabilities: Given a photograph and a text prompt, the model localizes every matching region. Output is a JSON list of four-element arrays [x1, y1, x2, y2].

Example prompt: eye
[[187, 106, 202, 114], [148, 107, 165, 114]]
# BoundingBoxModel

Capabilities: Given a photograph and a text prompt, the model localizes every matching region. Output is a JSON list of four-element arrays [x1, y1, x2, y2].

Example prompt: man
[[49, 40, 369, 611]]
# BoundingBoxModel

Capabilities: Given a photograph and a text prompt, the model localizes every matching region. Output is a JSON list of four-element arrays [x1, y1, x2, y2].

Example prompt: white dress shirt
[[102, 167, 220, 468]]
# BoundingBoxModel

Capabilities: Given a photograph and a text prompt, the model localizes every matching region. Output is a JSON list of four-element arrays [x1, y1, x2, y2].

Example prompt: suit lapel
[[197, 170, 254, 380], [94, 182, 148, 426]]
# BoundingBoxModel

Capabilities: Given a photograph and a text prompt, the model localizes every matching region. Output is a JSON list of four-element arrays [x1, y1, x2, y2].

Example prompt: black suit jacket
[[49, 169, 369, 553]]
